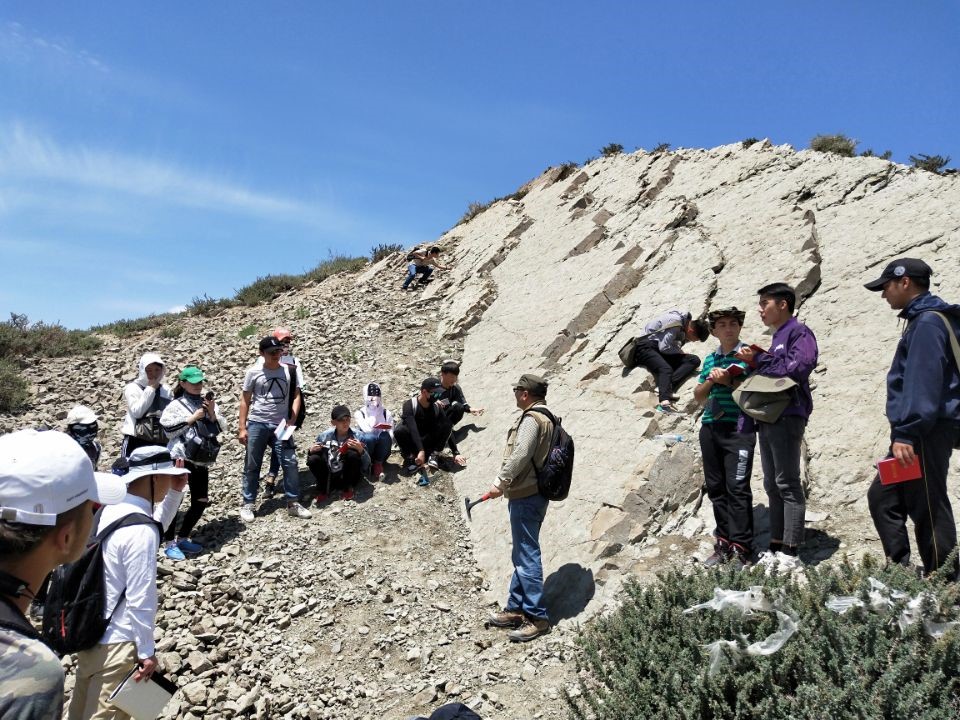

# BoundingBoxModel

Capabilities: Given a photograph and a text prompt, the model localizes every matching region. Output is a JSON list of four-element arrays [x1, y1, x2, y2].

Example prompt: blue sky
[[1, 2, 957, 328]]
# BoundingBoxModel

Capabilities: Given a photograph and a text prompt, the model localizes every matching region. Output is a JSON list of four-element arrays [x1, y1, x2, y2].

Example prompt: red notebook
[[877, 455, 922, 485]]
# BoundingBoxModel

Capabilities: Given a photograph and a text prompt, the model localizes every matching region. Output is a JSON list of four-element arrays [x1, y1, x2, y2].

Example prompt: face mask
[[368, 396, 381, 408], [68, 423, 99, 443]]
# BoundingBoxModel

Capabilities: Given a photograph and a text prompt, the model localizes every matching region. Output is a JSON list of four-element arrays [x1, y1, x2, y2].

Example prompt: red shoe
[[342, 488, 355, 501], [315, 493, 329, 506], [372, 462, 384, 481]]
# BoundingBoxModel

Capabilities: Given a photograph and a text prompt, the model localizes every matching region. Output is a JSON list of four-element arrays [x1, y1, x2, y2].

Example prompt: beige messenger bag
[[732, 374, 798, 423]]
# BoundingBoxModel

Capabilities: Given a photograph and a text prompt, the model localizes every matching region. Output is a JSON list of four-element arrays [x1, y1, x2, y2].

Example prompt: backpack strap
[[94, 513, 162, 622], [930, 312, 960, 374], [521, 406, 556, 473], [0, 594, 40, 641]]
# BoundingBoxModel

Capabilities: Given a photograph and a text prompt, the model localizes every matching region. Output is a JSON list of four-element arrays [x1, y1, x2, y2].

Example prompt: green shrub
[[294, 305, 310, 320], [652, 142, 672, 153], [741, 137, 760, 148], [0, 358, 30, 413], [458, 200, 490, 226], [304, 255, 367, 284], [861, 148, 893, 160], [370, 243, 404, 263], [159, 325, 182, 338], [234, 273, 301, 306], [188, 294, 231, 317], [910, 154, 951, 174], [601, 143, 624, 157], [91, 313, 178, 337], [0, 313, 101, 359], [238, 324, 258, 339], [810, 133, 858, 157], [567, 557, 960, 719]]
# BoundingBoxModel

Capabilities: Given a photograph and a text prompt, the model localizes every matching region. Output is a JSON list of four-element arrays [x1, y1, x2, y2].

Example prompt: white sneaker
[[427, 454, 440, 470], [287, 502, 312, 519], [239, 504, 255, 523]]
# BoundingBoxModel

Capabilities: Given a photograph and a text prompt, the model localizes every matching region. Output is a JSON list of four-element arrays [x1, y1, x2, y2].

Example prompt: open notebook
[[108, 664, 178, 720]]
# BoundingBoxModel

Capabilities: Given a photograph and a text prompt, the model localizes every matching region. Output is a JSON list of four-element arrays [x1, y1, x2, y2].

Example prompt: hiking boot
[[163, 542, 186, 561], [372, 462, 385, 482], [177, 538, 203, 554], [703, 543, 731, 568], [315, 493, 329, 506], [427, 453, 440, 470], [487, 608, 524, 628], [239, 503, 256, 523], [288, 502, 312, 519], [730, 550, 755, 571], [342, 488, 355, 501], [508, 617, 550, 643]]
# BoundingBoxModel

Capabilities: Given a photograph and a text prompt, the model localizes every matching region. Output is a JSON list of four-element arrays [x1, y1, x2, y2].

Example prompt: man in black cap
[[307, 405, 370, 503], [394, 378, 454, 484], [864, 257, 960, 580], [485, 374, 554, 642]]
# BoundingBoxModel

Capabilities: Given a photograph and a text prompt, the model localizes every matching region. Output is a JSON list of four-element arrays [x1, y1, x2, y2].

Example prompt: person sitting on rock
[[120, 353, 173, 457], [65, 404, 102, 468], [437, 361, 484, 466], [633, 310, 709, 414], [353, 382, 394, 482], [693, 307, 756, 568], [394, 378, 453, 485], [254, 327, 308, 498], [307, 405, 370, 503], [401, 246, 450, 290], [159, 366, 225, 561]]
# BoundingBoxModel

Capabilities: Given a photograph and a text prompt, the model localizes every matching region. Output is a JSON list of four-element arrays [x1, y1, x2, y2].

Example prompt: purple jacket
[[754, 315, 819, 419]]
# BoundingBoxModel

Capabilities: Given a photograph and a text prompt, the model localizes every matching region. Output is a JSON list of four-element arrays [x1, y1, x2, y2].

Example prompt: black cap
[[864, 258, 932, 291], [259, 336, 284, 352], [366, 383, 381, 396], [331, 404, 351, 420], [421, 377, 442, 391]]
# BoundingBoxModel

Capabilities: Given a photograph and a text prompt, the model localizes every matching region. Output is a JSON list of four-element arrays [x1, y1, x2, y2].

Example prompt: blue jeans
[[357, 430, 392, 463], [402, 263, 433, 289], [267, 437, 282, 479], [242, 421, 299, 502], [506, 492, 549, 620]]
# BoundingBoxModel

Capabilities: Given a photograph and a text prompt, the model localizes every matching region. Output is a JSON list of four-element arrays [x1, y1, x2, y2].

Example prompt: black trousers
[[307, 449, 364, 494], [867, 422, 959, 579], [394, 419, 452, 461], [163, 462, 210, 541], [633, 341, 701, 402], [699, 423, 756, 549], [443, 403, 466, 427]]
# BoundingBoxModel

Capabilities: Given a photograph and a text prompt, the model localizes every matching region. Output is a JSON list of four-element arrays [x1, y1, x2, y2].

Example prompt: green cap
[[178, 366, 205, 383], [514, 373, 548, 397]]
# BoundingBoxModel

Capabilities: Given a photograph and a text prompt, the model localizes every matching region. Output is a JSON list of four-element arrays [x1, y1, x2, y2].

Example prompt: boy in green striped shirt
[[693, 307, 756, 568]]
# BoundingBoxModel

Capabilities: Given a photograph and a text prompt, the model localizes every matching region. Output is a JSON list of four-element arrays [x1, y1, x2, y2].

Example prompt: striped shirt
[[698, 343, 750, 424]]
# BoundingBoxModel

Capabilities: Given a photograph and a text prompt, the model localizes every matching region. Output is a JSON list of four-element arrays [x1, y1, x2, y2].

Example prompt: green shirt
[[698, 343, 750, 424]]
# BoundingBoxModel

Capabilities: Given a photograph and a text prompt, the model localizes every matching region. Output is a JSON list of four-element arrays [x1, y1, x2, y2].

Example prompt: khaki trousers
[[67, 642, 137, 720]]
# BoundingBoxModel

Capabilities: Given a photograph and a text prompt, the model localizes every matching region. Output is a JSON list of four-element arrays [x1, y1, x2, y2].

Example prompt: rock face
[[372, 141, 960, 618]]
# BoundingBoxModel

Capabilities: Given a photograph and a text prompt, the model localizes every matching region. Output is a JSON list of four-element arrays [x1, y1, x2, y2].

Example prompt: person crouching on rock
[[120, 353, 173, 457], [353, 383, 394, 482], [437, 360, 484, 467], [394, 378, 453, 484], [632, 310, 709, 414], [308, 405, 370, 503], [159, 366, 225, 561], [401, 246, 450, 290]]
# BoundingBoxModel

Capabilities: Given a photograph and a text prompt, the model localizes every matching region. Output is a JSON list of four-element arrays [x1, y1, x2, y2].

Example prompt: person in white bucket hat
[[0, 429, 127, 720], [67, 445, 188, 720]]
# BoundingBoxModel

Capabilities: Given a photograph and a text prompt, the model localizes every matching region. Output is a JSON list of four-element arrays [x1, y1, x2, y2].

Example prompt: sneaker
[[263, 482, 276, 499], [427, 453, 440, 470], [703, 542, 731, 568], [163, 542, 186, 561], [315, 493, 329, 506], [342, 488, 355, 501], [239, 503, 256, 523], [177, 538, 203, 554], [508, 617, 550, 643], [417, 472, 430, 487], [372, 462, 385, 482], [487, 608, 524, 628], [656, 403, 683, 415], [287, 502, 312, 519], [402, 459, 418, 475]]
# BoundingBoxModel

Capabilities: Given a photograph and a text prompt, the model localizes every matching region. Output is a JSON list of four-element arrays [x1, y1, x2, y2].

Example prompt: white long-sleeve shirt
[[96, 491, 182, 659]]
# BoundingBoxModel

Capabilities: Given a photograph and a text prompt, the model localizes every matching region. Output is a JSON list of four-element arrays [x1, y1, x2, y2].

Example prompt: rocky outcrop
[[397, 141, 960, 618]]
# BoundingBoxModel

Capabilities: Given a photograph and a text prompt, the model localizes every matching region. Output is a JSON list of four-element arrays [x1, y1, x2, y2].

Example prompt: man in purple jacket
[[736, 283, 818, 570]]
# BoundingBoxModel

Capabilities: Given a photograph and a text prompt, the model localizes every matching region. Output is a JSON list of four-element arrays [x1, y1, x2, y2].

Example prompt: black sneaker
[[703, 541, 731, 568]]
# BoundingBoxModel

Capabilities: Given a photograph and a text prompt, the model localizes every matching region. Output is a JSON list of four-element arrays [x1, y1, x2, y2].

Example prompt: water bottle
[[653, 434, 684, 443]]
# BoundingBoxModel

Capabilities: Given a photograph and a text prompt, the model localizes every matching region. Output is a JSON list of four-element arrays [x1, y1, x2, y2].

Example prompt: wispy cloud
[[0, 123, 334, 225], [0, 21, 108, 72]]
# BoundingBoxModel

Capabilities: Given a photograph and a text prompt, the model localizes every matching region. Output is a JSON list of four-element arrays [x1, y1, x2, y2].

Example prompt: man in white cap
[[0, 430, 127, 720], [67, 445, 188, 720]]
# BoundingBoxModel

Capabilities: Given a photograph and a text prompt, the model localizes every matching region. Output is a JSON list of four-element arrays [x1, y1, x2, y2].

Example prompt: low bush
[[910, 154, 952, 174], [91, 313, 178, 337], [861, 148, 893, 160], [188, 294, 231, 317], [601, 143, 624, 157], [567, 556, 960, 719], [370, 243, 404, 263], [652, 142, 672, 153], [0, 313, 101, 359], [304, 255, 367, 284], [0, 358, 30, 413], [810, 133, 858, 157], [294, 305, 310, 320], [159, 325, 182, 338], [457, 201, 490, 226], [238, 324, 258, 339], [741, 137, 760, 148]]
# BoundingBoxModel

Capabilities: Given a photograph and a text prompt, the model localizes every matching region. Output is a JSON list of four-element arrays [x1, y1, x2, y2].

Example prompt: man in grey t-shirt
[[238, 337, 312, 522]]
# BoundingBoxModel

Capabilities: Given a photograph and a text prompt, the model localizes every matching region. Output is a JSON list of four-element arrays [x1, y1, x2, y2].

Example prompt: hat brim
[[863, 277, 887, 291], [122, 466, 191, 484], [92, 472, 128, 505]]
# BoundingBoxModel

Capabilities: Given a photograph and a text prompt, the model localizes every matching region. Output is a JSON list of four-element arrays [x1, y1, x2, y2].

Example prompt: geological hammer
[[464, 493, 492, 521]]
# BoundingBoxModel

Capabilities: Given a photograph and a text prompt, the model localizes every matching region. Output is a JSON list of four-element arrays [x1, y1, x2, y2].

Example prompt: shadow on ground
[[543, 563, 595, 622]]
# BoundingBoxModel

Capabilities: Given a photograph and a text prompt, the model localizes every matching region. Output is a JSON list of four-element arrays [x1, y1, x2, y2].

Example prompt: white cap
[[66, 405, 98, 426], [119, 446, 191, 484], [0, 430, 127, 526]]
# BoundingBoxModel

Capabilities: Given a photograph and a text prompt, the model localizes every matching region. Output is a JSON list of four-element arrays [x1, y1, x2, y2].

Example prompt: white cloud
[[0, 21, 108, 73], [167, 304, 188, 314]]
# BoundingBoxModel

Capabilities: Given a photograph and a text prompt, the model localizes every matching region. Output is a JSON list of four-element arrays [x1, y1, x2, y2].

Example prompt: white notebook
[[108, 664, 177, 720]]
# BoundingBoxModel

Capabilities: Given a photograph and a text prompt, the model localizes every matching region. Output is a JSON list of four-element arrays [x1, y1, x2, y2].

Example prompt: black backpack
[[42, 513, 160, 656], [177, 399, 222, 464], [525, 407, 575, 501]]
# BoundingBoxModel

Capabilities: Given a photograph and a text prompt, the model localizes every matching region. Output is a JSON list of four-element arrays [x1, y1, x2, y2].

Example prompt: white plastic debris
[[685, 586, 799, 675], [825, 576, 957, 639]]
